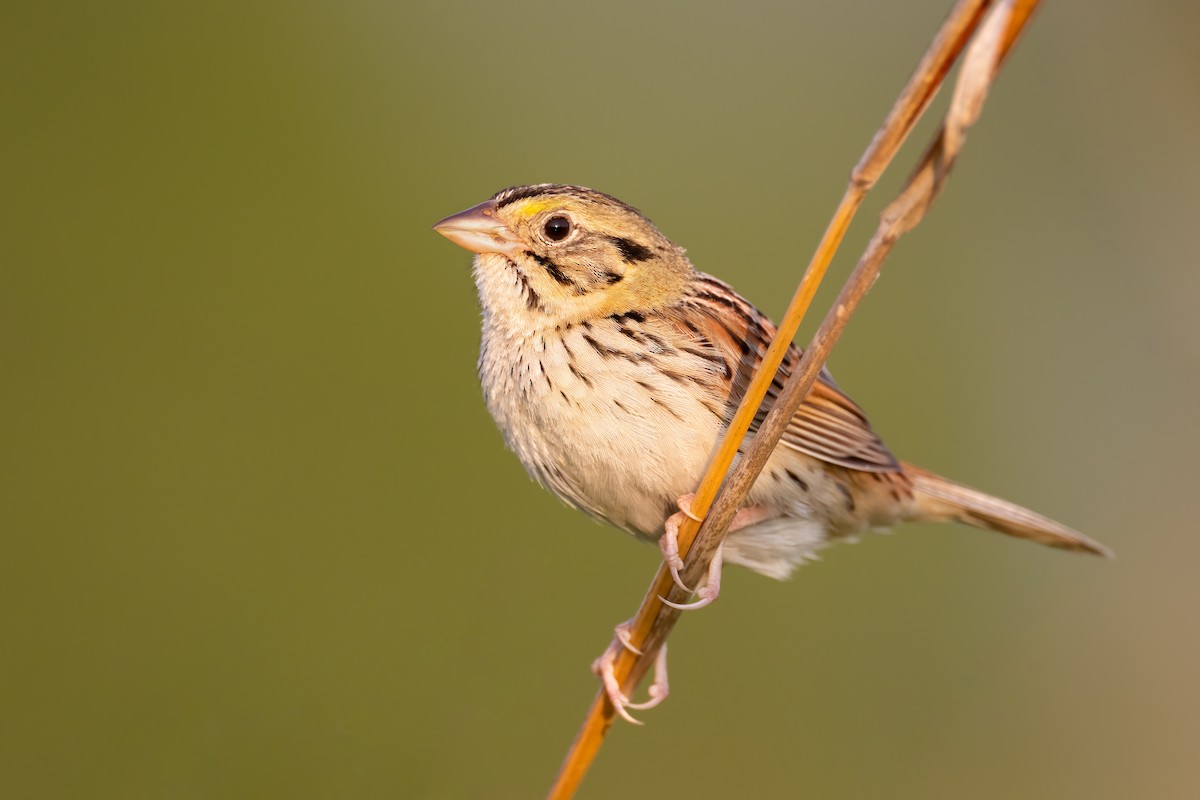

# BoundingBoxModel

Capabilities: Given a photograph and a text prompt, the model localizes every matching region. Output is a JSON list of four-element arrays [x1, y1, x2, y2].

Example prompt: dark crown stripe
[[491, 184, 646, 218]]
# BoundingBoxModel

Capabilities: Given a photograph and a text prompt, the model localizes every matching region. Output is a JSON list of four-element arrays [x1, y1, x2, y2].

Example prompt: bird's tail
[[902, 462, 1113, 558]]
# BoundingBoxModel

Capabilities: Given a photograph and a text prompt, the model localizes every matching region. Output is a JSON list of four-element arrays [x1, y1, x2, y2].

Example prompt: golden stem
[[546, 2, 1041, 797]]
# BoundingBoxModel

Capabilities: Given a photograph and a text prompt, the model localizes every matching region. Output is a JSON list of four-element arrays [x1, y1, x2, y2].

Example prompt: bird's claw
[[668, 562, 694, 595], [591, 633, 670, 725], [676, 492, 704, 523], [613, 620, 642, 656], [660, 540, 725, 612], [660, 586, 718, 611]]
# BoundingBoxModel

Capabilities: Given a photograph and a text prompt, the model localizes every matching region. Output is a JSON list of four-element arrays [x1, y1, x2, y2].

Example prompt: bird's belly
[[479, 327, 724, 538]]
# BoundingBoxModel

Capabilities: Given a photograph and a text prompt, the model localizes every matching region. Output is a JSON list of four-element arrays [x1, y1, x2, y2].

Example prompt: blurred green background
[[3, 1, 1199, 797]]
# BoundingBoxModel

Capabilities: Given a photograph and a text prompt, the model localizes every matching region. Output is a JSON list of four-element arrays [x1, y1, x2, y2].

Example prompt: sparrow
[[434, 183, 1110, 721]]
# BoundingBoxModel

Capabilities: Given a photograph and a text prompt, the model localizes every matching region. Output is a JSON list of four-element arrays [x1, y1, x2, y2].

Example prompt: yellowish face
[[434, 184, 694, 323]]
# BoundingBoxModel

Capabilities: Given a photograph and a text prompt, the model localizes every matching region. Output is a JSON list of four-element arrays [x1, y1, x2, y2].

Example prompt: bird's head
[[434, 184, 694, 328]]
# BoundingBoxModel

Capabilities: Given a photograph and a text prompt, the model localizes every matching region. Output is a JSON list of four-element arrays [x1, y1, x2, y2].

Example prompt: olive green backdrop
[[4, 1, 1199, 798]]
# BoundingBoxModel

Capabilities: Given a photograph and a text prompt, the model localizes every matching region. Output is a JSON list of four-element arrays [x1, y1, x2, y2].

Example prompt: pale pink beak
[[433, 200, 524, 257]]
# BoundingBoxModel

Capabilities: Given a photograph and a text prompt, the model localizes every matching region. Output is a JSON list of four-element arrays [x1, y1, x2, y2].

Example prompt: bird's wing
[[674, 273, 901, 473]]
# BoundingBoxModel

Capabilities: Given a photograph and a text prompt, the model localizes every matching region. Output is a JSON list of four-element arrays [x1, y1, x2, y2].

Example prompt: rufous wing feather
[[675, 273, 900, 472]]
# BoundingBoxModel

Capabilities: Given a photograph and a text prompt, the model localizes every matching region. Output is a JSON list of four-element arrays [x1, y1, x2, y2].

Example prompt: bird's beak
[[433, 200, 524, 257]]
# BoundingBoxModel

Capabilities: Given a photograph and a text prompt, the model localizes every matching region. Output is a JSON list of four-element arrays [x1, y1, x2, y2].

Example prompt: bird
[[433, 183, 1111, 721]]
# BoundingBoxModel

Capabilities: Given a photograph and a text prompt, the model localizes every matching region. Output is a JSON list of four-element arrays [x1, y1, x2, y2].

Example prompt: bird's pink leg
[[659, 497, 697, 593], [659, 493, 772, 608], [591, 622, 669, 725], [595, 498, 772, 723]]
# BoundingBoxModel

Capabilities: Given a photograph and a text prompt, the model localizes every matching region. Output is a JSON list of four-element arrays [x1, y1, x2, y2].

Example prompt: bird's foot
[[660, 495, 773, 608], [591, 625, 669, 725], [661, 542, 724, 611]]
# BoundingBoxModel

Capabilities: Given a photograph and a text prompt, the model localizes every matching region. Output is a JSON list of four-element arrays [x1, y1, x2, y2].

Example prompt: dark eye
[[544, 216, 571, 241]]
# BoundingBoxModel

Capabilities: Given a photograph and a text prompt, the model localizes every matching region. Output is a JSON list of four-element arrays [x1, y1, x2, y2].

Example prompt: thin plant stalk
[[547, 1, 1041, 797]]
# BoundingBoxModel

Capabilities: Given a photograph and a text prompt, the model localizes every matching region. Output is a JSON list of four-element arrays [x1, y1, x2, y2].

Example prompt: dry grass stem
[[547, 1, 1040, 797]]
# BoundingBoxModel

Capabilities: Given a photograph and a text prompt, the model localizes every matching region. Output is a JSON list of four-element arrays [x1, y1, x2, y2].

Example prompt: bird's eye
[[544, 216, 571, 241]]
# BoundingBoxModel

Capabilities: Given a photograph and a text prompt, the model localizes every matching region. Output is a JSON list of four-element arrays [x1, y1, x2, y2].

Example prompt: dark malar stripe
[[527, 251, 579, 289]]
